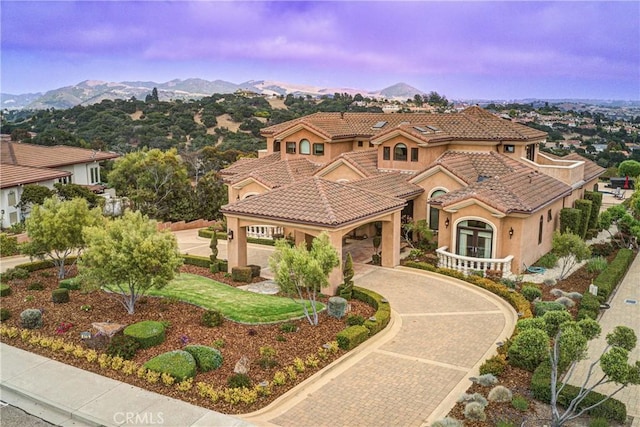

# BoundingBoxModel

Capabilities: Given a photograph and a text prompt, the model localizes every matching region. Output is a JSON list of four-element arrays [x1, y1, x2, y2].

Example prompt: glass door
[[456, 220, 493, 258]]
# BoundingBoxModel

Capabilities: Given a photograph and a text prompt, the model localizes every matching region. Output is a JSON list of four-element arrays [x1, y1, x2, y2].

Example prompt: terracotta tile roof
[[221, 177, 406, 227], [350, 172, 423, 200], [229, 158, 321, 188], [430, 169, 572, 214], [543, 152, 605, 182], [315, 149, 380, 178], [1, 141, 118, 168], [262, 107, 547, 142], [220, 152, 281, 178], [0, 164, 71, 189], [427, 151, 529, 184]]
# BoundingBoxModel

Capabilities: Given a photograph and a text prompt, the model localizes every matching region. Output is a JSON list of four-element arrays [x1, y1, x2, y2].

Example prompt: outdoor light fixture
[[227, 230, 234, 240], [509, 227, 514, 239], [444, 218, 450, 228]]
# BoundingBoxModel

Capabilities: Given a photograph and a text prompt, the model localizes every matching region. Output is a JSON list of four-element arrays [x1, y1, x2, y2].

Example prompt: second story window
[[300, 139, 310, 155], [394, 143, 407, 161], [383, 146, 390, 160], [313, 143, 324, 156], [286, 142, 296, 154], [411, 148, 419, 162]]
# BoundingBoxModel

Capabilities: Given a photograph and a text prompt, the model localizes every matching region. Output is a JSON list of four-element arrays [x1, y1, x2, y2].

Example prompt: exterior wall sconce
[[509, 227, 514, 239], [444, 218, 450, 228], [227, 230, 234, 240]]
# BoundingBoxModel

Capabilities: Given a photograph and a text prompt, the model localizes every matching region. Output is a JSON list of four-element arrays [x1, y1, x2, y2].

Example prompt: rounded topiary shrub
[[201, 309, 224, 327], [106, 334, 140, 360], [51, 288, 69, 304], [0, 284, 12, 297], [0, 308, 11, 322], [534, 301, 567, 317], [521, 285, 542, 302], [58, 278, 81, 291], [124, 320, 166, 349], [508, 328, 549, 371], [184, 345, 223, 372], [144, 350, 196, 382], [20, 308, 43, 329]]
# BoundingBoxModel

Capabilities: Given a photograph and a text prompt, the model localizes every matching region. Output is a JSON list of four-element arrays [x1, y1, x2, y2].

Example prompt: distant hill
[[0, 79, 427, 110]]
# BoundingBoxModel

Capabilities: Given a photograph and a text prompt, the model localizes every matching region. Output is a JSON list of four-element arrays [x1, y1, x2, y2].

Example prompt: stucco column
[[294, 230, 306, 246], [381, 211, 401, 267], [226, 216, 247, 268], [326, 231, 344, 295]]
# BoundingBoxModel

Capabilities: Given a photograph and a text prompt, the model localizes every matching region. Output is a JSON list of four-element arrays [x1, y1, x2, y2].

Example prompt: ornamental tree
[[79, 211, 183, 314], [23, 197, 103, 278], [551, 232, 591, 280], [269, 232, 339, 326]]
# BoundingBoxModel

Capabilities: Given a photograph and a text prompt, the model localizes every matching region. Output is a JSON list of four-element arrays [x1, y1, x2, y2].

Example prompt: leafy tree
[[599, 200, 640, 249], [79, 211, 183, 314], [22, 197, 103, 278], [549, 325, 640, 427], [618, 160, 640, 178], [54, 183, 102, 209], [551, 232, 591, 280], [16, 184, 55, 210], [195, 171, 227, 220], [269, 232, 339, 325], [402, 219, 433, 250]]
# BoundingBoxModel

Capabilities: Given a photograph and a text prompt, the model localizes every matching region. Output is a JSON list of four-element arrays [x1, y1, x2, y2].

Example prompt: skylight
[[372, 121, 388, 129]]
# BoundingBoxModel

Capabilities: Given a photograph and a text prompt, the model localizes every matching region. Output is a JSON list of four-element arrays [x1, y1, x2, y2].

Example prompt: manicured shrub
[[583, 191, 602, 231], [589, 418, 610, 427], [488, 385, 513, 402], [508, 328, 549, 371], [124, 320, 166, 349], [181, 254, 211, 268], [534, 301, 566, 317], [247, 264, 261, 278], [516, 317, 546, 332], [184, 345, 223, 372], [336, 325, 369, 350], [593, 249, 633, 302], [464, 401, 486, 421], [144, 350, 197, 382], [555, 296, 575, 308], [27, 282, 44, 291], [542, 310, 573, 337], [586, 256, 608, 273], [521, 285, 542, 302], [20, 308, 43, 329], [470, 373, 498, 387], [559, 207, 582, 234], [0, 233, 19, 257], [458, 392, 488, 406], [577, 292, 600, 320], [0, 284, 12, 297], [106, 334, 140, 360], [346, 314, 365, 326], [51, 288, 69, 304], [14, 257, 76, 272], [58, 278, 81, 290], [3, 267, 30, 281], [537, 252, 558, 269], [231, 266, 252, 283], [574, 199, 593, 238], [590, 242, 614, 257], [201, 309, 224, 327], [431, 418, 463, 427], [227, 373, 251, 389], [479, 355, 507, 376], [0, 308, 11, 322], [511, 395, 529, 411]]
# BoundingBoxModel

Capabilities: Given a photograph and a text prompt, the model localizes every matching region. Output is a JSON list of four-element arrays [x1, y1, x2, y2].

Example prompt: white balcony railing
[[246, 225, 284, 240], [436, 246, 514, 276]]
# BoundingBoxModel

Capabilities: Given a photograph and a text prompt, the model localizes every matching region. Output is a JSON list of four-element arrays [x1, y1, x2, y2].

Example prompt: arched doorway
[[456, 220, 494, 258]]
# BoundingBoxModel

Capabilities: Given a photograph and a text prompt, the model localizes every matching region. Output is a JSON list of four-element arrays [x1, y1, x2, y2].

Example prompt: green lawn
[[143, 273, 324, 324]]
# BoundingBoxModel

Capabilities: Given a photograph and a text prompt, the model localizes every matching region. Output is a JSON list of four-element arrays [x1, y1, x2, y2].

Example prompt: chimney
[[340, 111, 344, 119]]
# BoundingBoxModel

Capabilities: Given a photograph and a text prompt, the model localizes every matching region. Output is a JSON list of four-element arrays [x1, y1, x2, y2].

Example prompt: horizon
[[1, 1, 638, 101]]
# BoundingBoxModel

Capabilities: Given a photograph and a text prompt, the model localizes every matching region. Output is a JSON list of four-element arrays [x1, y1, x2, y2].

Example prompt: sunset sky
[[1, 1, 638, 100]]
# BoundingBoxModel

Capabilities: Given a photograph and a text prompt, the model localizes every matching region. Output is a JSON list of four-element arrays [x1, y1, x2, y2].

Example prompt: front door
[[456, 220, 493, 258]]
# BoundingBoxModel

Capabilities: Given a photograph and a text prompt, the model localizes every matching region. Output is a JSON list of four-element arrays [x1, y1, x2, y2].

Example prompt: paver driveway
[[245, 265, 517, 427]]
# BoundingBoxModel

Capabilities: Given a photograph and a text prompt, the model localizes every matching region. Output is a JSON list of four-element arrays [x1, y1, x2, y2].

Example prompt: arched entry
[[455, 219, 494, 258]]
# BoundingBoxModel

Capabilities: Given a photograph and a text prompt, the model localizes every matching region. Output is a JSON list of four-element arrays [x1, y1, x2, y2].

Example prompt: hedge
[[0, 233, 19, 257], [573, 199, 592, 239], [577, 292, 600, 320], [197, 229, 277, 246], [336, 325, 369, 350], [560, 208, 582, 235], [404, 261, 532, 319], [14, 256, 78, 273], [231, 266, 252, 283], [531, 362, 626, 423], [583, 191, 602, 231], [593, 248, 634, 302], [181, 254, 211, 268], [353, 286, 391, 336]]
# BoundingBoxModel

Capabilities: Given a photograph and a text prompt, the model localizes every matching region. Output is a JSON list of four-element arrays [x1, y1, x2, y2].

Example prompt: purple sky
[[1, 1, 639, 100]]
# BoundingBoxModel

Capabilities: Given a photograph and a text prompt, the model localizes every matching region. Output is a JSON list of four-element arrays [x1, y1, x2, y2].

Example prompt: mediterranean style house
[[220, 106, 603, 293], [0, 139, 118, 229]]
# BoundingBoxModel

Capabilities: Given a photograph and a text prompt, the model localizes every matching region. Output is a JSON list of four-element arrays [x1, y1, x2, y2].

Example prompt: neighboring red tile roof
[[431, 169, 572, 214], [1, 141, 118, 168], [229, 158, 321, 188], [427, 151, 529, 184], [349, 172, 423, 200], [221, 177, 406, 227], [261, 107, 547, 143], [0, 164, 71, 189]]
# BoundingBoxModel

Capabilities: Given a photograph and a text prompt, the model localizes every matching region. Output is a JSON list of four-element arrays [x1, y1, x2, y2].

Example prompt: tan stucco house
[[220, 107, 603, 293]]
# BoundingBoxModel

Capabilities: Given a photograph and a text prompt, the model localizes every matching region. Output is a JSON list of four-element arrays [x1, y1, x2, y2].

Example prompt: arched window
[[393, 143, 407, 161], [538, 215, 544, 244], [456, 220, 493, 259], [300, 139, 310, 155], [429, 190, 446, 231]]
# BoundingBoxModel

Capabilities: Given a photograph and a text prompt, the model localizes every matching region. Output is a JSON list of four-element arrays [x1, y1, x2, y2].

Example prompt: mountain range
[[0, 79, 425, 110]]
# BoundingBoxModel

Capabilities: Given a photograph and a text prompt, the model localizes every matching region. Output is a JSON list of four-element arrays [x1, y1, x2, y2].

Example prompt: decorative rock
[[92, 322, 126, 338], [234, 355, 251, 374], [328, 296, 348, 319]]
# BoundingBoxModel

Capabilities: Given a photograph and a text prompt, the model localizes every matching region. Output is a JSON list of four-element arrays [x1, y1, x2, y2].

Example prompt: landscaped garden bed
[[0, 264, 376, 414]]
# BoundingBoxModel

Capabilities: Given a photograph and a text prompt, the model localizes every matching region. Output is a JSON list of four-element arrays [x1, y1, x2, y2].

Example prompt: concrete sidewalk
[[0, 343, 252, 427]]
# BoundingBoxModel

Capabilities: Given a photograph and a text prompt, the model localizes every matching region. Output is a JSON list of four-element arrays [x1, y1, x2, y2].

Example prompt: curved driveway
[[245, 264, 517, 427]]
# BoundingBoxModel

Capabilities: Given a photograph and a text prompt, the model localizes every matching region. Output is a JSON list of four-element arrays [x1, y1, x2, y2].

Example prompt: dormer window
[[394, 143, 407, 161], [300, 139, 310, 155], [286, 142, 296, 154]]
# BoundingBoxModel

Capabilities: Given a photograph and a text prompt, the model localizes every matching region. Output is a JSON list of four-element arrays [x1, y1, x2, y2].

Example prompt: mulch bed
[[0, 264, 374, 414]]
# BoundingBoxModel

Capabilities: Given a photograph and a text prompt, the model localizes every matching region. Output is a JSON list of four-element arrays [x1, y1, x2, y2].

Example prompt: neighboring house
[[220, 107, 604, 292], [0, 139, 118, 229]]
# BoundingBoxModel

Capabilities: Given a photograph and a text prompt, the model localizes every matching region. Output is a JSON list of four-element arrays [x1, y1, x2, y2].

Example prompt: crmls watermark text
[[113, 412, 164, 425]]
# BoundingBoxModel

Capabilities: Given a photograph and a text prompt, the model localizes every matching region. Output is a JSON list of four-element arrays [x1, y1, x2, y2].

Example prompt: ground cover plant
[[0, 264, 375, 414]]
